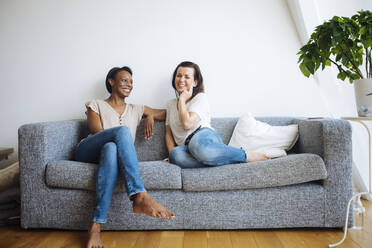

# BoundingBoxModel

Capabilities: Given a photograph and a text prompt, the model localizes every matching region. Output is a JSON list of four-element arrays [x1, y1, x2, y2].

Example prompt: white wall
[[0, 0, 366, 166]]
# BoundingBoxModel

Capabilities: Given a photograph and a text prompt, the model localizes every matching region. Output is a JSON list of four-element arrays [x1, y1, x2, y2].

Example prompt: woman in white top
[[75, 66, 174, 248], [165, 61, 269, 168]]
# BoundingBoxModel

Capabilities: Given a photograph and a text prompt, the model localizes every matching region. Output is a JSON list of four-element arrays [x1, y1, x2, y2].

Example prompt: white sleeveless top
[[86, 99, 144, 142]]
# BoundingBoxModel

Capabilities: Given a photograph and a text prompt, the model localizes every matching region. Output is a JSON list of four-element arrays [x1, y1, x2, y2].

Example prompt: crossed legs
[[75, 126, 174, 248], [169, 128, 269, 168]]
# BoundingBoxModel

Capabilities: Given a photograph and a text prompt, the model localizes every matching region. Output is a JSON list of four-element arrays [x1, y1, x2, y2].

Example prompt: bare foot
[[132, 192, 174, 219], [244, 150, 270, 162], [87, 222, 104, 248]]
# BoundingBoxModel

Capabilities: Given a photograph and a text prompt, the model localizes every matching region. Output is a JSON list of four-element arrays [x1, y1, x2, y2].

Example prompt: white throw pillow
[[228, 113, 299, 158]]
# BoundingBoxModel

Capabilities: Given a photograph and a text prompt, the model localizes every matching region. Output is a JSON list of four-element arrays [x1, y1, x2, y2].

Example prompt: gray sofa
[[18, 117, 352, 230]]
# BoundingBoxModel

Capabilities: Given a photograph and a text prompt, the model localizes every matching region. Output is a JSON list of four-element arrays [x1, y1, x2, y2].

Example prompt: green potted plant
[[297, 10, 372, 116]]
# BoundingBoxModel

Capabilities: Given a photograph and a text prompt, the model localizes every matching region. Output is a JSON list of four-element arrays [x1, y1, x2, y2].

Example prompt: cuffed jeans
[[75, 126, 146, 223], [169, 127, 246, 168]]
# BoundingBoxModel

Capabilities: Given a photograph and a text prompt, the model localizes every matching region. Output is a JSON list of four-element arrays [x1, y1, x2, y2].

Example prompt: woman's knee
[[112, 126, 132, 140], [169, 147, 187, 164], [191, 148, 213, 164], [169, 147, 181, 163], [100, 142, 117, 165], [188, 143, 217, 165], [188, 130, 221, 165], [102, 142, 116, 151]]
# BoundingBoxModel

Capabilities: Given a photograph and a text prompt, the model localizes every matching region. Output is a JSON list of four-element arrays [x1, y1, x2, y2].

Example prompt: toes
[[166, 210, 174, 218], [152, 210, 159, 218], [159, 212, 166, 218], [156, 210, 174, 219], [162, 211, 168, 218], [155, 211, 162, 218], [157, 211, 167, 219], [165, 211, 175, 219]]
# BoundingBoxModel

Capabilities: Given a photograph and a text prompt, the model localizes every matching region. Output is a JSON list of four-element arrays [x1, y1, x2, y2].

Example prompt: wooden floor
[[1, 200, 371, 248]]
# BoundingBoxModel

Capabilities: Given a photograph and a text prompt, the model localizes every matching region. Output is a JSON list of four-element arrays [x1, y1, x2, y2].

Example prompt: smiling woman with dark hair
[[165, 61, 269, 168], [75, 66, 174, 248]]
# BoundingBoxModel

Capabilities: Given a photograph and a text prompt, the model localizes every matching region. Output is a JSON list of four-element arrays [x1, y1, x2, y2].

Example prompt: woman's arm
[[87, 109, 103, 134], [178, 99, 201, 130], [165, 125, 176, 154], [143, 106, 166, 140], [143, 106, 166, 120], [178, 87, 201, 130]]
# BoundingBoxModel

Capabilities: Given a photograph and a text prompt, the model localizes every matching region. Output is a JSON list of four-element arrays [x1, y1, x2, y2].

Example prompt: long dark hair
[[105, 66, 133, 93], [172, 61, 204, 100]]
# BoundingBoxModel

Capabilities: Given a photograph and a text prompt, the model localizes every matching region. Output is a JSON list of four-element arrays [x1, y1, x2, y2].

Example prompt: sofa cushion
[[45, 160, 182, 192], [182, 153, 327, 192]]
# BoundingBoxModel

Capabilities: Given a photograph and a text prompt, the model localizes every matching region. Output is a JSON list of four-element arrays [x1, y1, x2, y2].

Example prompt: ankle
[[132, 192, 148, 201], [89, 222, 101, 233], [244, 150, 249, 162]]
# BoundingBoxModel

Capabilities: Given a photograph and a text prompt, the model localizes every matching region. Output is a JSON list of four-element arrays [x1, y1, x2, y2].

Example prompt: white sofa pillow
[[228, 113, 299, 158]]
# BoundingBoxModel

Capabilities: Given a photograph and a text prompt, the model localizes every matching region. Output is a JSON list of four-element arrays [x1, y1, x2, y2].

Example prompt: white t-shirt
[[166, 93, 211, 146], [86, 99, 144, 142]]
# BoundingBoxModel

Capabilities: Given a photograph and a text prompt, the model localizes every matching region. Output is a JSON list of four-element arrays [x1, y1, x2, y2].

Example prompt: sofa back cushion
[[134, 120, 168, 161]]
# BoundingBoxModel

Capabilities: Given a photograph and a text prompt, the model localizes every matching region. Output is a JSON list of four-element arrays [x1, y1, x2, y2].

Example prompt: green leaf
[[326, 60, 331, 66], [351, 73, 361, 80], [337, 72, 347, 81], [335, 53, 342, 62], [299, 63, 311, 77], [360, 26, 367, 35], [304, 60, 315, 74]]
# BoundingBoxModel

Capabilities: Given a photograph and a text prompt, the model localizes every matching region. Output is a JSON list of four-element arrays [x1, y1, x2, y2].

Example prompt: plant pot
[[354, 78, 372, 117]]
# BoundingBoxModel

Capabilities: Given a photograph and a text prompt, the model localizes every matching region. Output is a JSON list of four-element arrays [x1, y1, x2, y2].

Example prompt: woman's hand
[[177, 88, 201, 130], [144, 115, 154, 140], [178, 86, 193, 103], [143, 106, 166, 140]]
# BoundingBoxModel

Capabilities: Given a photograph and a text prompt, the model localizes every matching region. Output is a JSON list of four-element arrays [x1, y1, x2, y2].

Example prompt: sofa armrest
[[293, 118, 352, 227], [18, 119, 87, 227]]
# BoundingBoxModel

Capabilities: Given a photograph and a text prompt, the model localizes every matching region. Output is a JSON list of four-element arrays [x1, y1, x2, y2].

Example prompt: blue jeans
[[75, 126, 146, 223], [169, 128, 246, 168]]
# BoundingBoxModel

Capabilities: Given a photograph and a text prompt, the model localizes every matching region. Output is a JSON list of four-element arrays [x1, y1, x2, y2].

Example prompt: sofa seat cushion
[[45, 160, 182, 192], [182, 153, 327, 192]]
